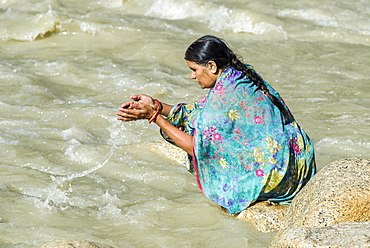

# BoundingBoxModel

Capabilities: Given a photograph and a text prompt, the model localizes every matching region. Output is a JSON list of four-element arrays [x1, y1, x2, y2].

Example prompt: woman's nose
[[190, 71, 196, 79]]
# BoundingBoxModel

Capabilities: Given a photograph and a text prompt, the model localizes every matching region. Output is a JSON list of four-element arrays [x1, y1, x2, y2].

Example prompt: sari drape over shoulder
[[163, 67, 316, 214]]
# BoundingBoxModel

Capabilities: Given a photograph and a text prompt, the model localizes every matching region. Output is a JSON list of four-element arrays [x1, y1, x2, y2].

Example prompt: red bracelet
[[148, 110, 159, 123], [154, 99, 163, 112], [148, 99, 163, 123]]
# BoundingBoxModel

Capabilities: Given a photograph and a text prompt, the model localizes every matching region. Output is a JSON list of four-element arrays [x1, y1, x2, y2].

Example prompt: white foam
[[54, 124, 126, 185], [316, 137, 370, 157], [144, 0, 286, 36], [77, 21, 110, 35], [278, 8, 338, 27], [146, 0, 195, 20], [94, 0, 125, 9], [208, 8, 286, 36], [23, 186, 70, 212], [61, 126, 93, 142], [0, 7, 59, 41]]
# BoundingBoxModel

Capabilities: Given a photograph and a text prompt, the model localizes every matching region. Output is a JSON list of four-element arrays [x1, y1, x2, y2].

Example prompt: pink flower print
[[203, 126, 224, 143], [254, 116, 263, 124], [290, 138, 302, 155], [203, 126, 218, 139], [209, 126, 216, 132], [292, 143, 302, 155], [211, 132, 224, 141], [213, 84, 226, 95], [255, 169, 265, 177], [199, 96, 207, 103], [202, 129, 211, 138], [215, 85, 224, 91]]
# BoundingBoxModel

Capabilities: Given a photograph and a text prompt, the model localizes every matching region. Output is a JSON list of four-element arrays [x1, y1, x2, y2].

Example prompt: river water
[[1, 0, 369, 247]]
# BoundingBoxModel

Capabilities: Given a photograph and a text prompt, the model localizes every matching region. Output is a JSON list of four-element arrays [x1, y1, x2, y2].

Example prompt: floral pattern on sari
[[164, 67, 316, 214]]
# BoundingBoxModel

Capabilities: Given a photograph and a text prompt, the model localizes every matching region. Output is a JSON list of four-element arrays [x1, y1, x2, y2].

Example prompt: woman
[[116, 35, 316, 215]]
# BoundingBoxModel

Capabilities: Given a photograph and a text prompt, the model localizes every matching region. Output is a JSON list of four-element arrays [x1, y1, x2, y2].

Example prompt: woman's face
[[186, 60, 220, 89]]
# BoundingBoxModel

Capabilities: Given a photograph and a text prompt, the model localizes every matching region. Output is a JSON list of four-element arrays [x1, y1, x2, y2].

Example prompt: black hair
[[184, 35, 293, 123]]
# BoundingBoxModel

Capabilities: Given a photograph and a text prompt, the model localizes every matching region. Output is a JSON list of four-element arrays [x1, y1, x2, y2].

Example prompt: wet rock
[[280, 158, 370, 229], [41, 240, 115, 248], [145, 141, 188, 166], [270, 158, 370, 247], [270, 222, 370, 248], [236, 201, 289, 233]]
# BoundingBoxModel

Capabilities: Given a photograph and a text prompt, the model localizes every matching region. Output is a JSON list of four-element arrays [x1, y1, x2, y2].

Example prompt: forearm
[[154, 115, 193, 155], [155, 101, 172, 117]]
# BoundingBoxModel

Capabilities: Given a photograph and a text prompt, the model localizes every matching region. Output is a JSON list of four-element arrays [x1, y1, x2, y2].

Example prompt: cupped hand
[[129, 94, 156, 108], [116, 101, 155, 122]]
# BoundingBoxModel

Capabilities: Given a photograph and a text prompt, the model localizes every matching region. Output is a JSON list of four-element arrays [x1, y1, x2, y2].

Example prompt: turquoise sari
[[163, 67, 316, 214]]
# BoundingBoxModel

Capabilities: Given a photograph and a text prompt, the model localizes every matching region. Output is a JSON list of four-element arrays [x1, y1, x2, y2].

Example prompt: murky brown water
[[1, 0, 369, 247]]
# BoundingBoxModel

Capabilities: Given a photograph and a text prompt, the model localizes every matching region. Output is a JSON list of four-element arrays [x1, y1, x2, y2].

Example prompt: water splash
[[52, 124, 125, 185]]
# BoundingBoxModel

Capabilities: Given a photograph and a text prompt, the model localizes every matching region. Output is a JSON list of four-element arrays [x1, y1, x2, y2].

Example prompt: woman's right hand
[[116, 101, 155, 122], [125, 94, 157, 109], [116, 94, 173, 121], [116, 95, 192, 154]]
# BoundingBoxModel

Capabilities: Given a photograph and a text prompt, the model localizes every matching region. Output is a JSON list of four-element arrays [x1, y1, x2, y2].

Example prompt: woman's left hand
[[116, 101, 155, 122]]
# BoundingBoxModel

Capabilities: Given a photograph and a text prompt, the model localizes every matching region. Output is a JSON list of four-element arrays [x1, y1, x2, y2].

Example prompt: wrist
[[150, 98, 156, 109], [153, 99, 162, 113], [148, 99, 163, 123], [150, 98, 160, 111]]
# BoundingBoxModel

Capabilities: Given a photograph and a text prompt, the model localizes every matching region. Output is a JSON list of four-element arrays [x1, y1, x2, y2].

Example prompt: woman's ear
[[207, 61, 218, 74]]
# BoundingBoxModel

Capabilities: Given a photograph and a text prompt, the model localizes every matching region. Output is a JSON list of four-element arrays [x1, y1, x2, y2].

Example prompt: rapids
[[0, 0, 369, 247]]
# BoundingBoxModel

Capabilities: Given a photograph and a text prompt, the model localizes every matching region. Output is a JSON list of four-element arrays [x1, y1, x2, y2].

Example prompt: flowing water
[[1, 0, 369, 247]]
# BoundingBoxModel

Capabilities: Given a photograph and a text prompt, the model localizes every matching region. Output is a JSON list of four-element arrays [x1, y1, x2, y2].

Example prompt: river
[[1, 0, 369, 247]]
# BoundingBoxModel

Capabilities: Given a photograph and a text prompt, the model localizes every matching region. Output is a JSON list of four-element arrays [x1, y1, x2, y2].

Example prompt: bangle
[[148, 110, 159, 123], [148, 99, 163, 123], [154, 99, 163, 113]]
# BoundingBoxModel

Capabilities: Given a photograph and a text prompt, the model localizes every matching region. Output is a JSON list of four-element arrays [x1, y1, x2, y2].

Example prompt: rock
[[270, 222, 370, 248], [236, 201, 289, 233], [280, 158, 370, 229], [237, 158, 370, 233], [41, 240, 115, 248], [145, 141, 189, 167], [270, 158, 370, 248]]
